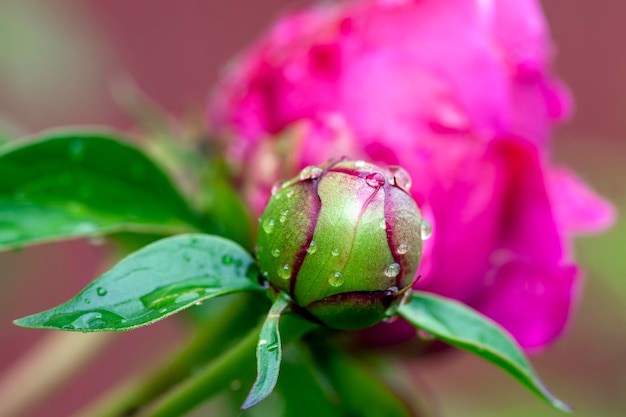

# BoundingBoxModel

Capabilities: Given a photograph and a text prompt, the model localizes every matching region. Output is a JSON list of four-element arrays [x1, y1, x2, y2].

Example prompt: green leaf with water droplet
[[14, 234, 265, 331], [0, 130, 200, 251], [399, 292, 572, 413], [242, 293, 291, 410]]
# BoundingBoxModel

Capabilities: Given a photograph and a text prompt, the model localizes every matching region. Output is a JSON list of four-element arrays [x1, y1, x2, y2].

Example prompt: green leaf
[[278, 345, 344, 417], [242, 292, 291, 410], [308, 337, 412, 417], [14, 234, 265, 331], [0, 130, 199, 250], [398, 292, 572, 412], [197, 158, 254, 252]]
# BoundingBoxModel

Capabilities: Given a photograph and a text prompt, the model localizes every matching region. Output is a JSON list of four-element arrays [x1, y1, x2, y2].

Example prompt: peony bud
[[256, 159, 425, 330]]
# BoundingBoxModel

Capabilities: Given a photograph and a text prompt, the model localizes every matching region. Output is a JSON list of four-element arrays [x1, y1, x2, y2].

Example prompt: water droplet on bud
[[262, 218, 276, 234], [417, 329, 435, 341], [384, 263, 401, 278], [271, 181, 285, 196], [365, 172, 385, 188], [397, 243, 408, 255], [96, 287, 107, 296], [271, 248, 281, 257], [279, 210, 289, 223], [278, 264, 291, 280], [222, 254, 234, 265], [299, 165, 324, 181], [355, 160, 366, 168], [69, 140, 85, 161], [331, 248, 340, 256], [379, 218, 387, 229], [387, 166, 412, 191], [420, 220, 433, 240], [329, 271, 344, 287], [307, 240, 318, 254], [286, 190, 295, 198]]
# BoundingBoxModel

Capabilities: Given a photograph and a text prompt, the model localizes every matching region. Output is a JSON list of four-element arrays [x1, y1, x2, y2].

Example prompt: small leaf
[[398, 292, 572, 412], [0, 130, 199, 250], [242, 292, 291, 410], [14, 234, 264, 331]]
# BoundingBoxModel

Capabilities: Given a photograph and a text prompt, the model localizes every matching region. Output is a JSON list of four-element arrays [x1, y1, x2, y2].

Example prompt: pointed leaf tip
[[398, 292, 572, 413], [242, 293, 291, 410], [14, 234, 264, 332]]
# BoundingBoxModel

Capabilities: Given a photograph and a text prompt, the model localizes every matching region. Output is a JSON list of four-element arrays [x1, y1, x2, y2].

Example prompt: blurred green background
[[0, 1, 624, 416]]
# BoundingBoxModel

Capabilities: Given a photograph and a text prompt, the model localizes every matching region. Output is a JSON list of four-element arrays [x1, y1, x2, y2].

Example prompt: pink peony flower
[[208, 0, 615, 350]]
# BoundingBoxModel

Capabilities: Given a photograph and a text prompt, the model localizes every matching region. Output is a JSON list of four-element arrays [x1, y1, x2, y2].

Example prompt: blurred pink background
[[0, 1, 624, 416]]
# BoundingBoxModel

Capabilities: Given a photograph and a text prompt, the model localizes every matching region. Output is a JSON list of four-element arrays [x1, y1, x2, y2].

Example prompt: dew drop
[[286, 190, 295, 198], [307, 240, 318, 254], [271, 248, 281, 257], [159, 307, 168, 314], [69, 140, 85, 161], [384, 263, 401, 278], [262, 218, 276, 234], [259, 339, 268, 345], [387, 166, 412, 191], [279, 210, 289, 224], [329, 271, 344, 287], [96, 287, 107, 296], [271, 181, 285, 196], [331, 248, 340, 256], [379, 218, 387, 229], [396, 243, 408, 255], [267, 343, 280, 352], [71, 312, 106, 329], [84, 298, 91, 305], [88, 237, 106, 246], [74, 222, 98, 235], [355, 160, 366, 168], [420, 220, 433, 240], [365, 172, 385, 188], [417, 329, 435, 341], [222, 254, 234, 265], [299, 165, 324, 181], [278, 264, 291, 280]]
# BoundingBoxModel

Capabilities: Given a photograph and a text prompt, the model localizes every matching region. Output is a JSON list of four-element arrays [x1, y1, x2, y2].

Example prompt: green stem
[[72, 293, 268, 417], [137, 314, 317, 417]]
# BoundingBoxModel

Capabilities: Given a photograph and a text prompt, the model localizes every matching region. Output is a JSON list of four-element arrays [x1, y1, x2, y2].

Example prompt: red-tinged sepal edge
[[398, 292, 572, 413]]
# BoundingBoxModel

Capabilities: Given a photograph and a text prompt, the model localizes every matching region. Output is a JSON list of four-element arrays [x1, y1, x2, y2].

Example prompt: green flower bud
[[256, 159, 424, 330]]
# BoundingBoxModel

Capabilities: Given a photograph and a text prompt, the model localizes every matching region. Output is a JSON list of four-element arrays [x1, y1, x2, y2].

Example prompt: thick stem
[[72, 293, 268, 417], [137, 314, 317, 417]]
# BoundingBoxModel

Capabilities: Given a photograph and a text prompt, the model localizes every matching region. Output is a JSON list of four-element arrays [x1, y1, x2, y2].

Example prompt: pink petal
[[476, 259, 578, 352], [548, 168, 617, 234]]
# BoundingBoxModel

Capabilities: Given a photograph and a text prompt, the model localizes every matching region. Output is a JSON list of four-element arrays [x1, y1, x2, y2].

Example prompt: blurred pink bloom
[[208, 0, 615, 350]]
